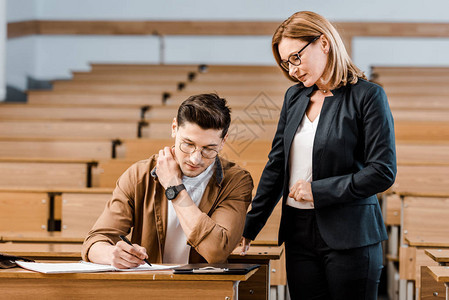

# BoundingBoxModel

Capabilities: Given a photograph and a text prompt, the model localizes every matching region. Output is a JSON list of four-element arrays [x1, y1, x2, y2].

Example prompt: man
[[82, 93, 254, 268]]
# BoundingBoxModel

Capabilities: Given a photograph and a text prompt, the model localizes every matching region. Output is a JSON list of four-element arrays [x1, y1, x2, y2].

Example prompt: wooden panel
[[396, 143, 449, 166], [122, 139, 172, 160], [0, 120, 139, 139], [7, 20, 39, 38], [238, 265, 268, 300], [236, 160, 266, 188], [51, 80, 178, 93], [254, 201, 281, 244], [387, 95, 449, 110], [96, 159, 136, 188], [392, 110, 449, 122], [72, 71, 191, 82], [403, 197, 449, 236], [384, 194, 401, 226], [395, 121, 449, 142], [62, 193, 110, 235], [399, 246, 416, 280], [0, 242, 82, 260], [270, 248, 286, 286], [27, 90, 163, 106], [0, 278, 237, 300], [0, 104, 142, 121], [425, 249, 449, 264], [0, 139, 112, 159], [0, 162, 87, 188], [0, 192, 48, 232], [421, 266, 446, 300], [8, 21, 449, 38], [414, 249, 440, 294], [393, 166, 449, 197]]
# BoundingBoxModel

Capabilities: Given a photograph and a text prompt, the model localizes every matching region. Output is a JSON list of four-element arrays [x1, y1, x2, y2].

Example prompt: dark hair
[[177, 93, 231, 138]]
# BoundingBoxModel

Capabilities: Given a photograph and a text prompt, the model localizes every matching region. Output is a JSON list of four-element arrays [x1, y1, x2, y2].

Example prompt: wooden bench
[[0, 119, 150, 139], [0, 187, 112, 233], [27, 90, 164, 106], [72, 70, 193, 82], [0, 137, 122, 159], [0, 103, 145, 121], [0, 191, 49, 232], [398, 196, 449, 299], [89, 63, 199, 72], [385, 95, 449, 110], [51, 80, 179, 93], [396, 143, 449, 166], [0, 158, 98, 188]]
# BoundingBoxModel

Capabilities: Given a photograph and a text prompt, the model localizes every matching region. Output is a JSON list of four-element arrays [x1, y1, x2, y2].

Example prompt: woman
[[241, 11, 396, 299]]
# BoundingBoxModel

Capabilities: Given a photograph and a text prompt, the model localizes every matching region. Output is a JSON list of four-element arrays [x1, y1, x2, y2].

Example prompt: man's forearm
[[87, 242, 114, 265], [171, 189, 203, 237]]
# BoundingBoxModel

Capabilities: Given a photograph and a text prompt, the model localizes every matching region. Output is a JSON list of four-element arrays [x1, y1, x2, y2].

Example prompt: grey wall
[[0, 0, 5, 100], [5, 0, 449, 95]]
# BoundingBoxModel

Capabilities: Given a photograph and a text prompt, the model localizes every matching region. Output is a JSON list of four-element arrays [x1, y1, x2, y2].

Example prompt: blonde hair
[[272, 11, 366, 88]]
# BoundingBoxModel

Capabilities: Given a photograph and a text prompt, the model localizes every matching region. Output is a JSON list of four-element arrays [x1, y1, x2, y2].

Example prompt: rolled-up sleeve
[[187, 170, 253, 263], [81, 166, 136, 261]]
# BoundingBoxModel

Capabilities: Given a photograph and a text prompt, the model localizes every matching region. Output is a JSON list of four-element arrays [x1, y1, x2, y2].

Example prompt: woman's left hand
[[289, 180, 314, 202]]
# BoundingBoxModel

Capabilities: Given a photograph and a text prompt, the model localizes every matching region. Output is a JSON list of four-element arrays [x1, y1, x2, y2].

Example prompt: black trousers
[[284, 206, 383, 300]]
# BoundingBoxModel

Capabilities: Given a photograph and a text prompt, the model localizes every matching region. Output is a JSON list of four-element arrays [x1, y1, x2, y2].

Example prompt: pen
[[119, 235, 152, 266]]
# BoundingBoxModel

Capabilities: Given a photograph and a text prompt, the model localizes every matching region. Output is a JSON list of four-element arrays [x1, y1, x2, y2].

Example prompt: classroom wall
[[0, 0, 5, 100], [5, 0, 449, 95]]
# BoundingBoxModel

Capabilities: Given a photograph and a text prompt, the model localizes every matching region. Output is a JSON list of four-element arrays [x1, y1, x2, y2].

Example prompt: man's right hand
[[110, 241, 149, 269]]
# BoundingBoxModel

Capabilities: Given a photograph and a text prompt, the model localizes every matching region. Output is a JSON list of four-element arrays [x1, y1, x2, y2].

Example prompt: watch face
[[166, 188, 176, 199]]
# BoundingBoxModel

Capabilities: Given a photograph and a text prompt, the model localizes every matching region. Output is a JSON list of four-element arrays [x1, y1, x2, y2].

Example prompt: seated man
[[82, 93, 254, 268]]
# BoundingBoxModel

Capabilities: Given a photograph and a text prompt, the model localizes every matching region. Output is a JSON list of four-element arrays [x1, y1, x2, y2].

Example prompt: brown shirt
[[82, 155, 253, 264]]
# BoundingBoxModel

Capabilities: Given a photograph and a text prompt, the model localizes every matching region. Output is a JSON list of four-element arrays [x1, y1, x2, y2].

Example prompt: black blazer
[[243, 79, 396, 250]]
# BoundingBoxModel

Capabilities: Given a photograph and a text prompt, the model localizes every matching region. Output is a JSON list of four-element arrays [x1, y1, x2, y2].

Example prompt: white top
[[286, 113, 320, 209], [162, 161, 216, 264]]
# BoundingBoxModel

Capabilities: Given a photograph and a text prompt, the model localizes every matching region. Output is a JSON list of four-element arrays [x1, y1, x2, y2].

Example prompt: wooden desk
[[405, 233, 449, 248], [0, 243, 82, 261], [426, 249, 449, 266], [0, 265, 257, 300], [401, 233, 449, 300], [0, 243, 281, 300], [425, 266, 449, 300]]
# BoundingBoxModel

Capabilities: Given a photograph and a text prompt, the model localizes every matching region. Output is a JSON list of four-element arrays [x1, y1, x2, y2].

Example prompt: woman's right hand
[[240, 237, 252, 255]]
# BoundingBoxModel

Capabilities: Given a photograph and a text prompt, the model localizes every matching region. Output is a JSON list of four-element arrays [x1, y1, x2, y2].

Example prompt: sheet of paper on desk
[[16, 261, 177, 274]]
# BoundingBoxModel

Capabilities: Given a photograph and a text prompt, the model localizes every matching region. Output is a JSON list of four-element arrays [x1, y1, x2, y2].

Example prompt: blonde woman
[[241, 11, 396, 299]]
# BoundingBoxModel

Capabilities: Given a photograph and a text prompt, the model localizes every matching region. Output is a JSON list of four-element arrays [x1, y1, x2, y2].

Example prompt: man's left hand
[[156, 147, 182, 189]]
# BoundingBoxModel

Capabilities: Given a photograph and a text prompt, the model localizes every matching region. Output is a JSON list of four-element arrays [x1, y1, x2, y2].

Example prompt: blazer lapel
[[312, 88, 343, 180]]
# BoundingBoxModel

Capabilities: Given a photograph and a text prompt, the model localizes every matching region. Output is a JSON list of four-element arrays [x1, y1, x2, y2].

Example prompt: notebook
[[16, 261, 178, 274]]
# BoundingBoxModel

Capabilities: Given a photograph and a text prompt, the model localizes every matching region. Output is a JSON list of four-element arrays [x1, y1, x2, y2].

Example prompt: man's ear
[[171, 118, 177, 138], [218, 133, 228, 152]]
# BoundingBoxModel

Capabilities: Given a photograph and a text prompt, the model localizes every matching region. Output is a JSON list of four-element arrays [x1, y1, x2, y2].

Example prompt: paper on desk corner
[[16, 261, 178, 274]]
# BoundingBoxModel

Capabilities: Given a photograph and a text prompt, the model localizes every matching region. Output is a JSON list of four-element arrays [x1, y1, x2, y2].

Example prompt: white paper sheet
[[16, 261, 177, 274]]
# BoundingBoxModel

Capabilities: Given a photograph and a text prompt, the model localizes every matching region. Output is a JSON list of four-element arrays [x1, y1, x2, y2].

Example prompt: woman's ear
[[320, 35, 330, 54]]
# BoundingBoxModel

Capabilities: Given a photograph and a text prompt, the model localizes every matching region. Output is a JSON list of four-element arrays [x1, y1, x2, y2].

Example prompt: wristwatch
[[165, 184, 186, 200]]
